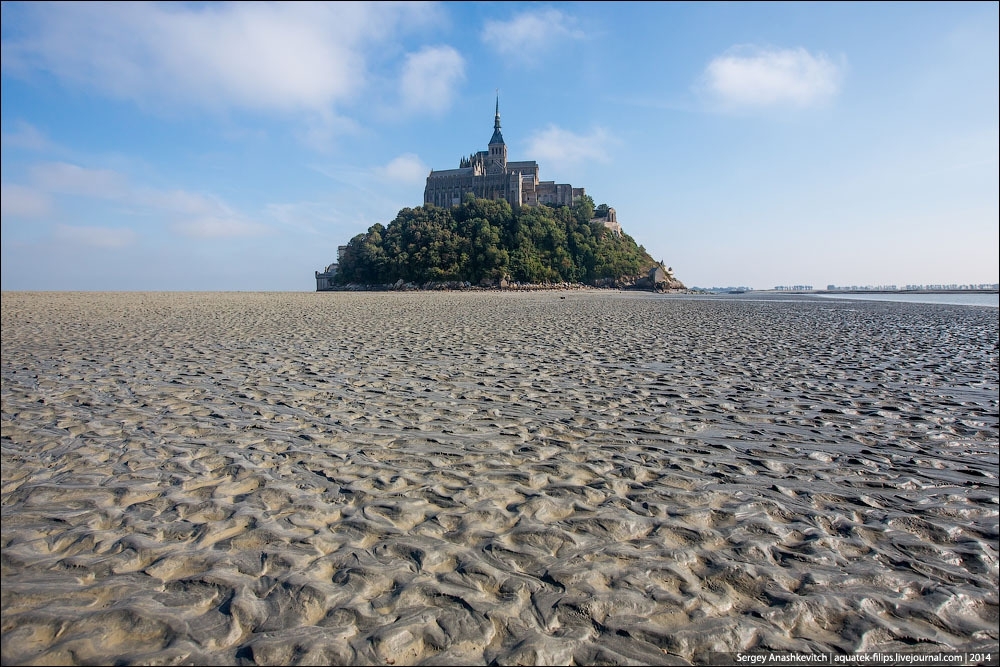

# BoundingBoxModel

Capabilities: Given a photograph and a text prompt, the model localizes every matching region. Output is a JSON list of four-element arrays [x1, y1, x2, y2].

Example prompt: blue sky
[[2, 1, 997, 291]]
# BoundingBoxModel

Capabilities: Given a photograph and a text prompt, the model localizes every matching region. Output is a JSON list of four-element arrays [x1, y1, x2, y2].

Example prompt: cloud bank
[[171, 217, 271, 240], [28, 162, 127, 199], [2, 2, 454, 120], [0, 183, 52, 218], [3, 161, 267, 241], [53, 224, 137, 249], [1, 121, 57, 152]]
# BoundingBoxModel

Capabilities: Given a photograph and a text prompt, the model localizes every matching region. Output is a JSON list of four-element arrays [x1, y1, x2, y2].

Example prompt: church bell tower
[[487, 96, 507, 171]]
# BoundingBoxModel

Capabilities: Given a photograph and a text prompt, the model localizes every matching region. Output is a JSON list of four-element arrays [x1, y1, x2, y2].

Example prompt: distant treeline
[[335, 195, 657, 286]]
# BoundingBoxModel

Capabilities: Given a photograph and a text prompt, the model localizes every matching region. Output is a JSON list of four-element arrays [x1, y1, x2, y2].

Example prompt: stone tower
[[487, 96, 507, 173]]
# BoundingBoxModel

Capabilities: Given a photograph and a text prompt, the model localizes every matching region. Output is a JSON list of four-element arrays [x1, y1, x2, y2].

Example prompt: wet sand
[[2, 290, 997, 665]]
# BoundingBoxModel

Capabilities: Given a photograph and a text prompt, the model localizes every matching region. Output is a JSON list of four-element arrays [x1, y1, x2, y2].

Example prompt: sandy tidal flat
[[2, 291, 998, 665]]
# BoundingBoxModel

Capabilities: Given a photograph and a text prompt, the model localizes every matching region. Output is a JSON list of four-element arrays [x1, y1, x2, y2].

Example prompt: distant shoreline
[[764, 288, 998, 295]]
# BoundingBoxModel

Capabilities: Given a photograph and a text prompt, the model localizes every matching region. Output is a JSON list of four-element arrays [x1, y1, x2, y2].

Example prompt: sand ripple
[[2, 291, 997, 665]]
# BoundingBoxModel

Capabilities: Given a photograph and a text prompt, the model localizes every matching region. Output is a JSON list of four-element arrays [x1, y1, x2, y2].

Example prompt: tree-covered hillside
[[334, 195, 659, 286]]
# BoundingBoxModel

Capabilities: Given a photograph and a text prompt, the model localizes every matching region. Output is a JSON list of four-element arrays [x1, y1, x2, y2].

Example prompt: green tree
[[333, 196, 657, 286]]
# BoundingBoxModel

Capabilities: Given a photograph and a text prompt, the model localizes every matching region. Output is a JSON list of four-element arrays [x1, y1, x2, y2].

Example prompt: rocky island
[[316, 98, 684, 292]]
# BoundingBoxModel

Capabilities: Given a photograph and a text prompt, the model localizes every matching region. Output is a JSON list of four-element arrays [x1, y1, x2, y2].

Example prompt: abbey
[[424, 99, 586, 209]]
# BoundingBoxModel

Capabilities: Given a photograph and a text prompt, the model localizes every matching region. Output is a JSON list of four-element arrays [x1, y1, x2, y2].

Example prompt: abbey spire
[[487, 94, 507, 168]]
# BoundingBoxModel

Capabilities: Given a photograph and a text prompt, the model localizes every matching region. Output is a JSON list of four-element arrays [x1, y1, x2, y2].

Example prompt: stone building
[[315, 245, 347, 291], [423, 98, 586, 209], [590, 205, 621, 236]]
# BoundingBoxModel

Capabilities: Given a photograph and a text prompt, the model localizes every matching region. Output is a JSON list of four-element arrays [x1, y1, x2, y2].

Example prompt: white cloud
[[135, 188, 227, 216], [376, 153, 429, 185], [140, 188, 271, 239], [1, 184, 52, 218], [2, 2, 437, 115], [17, 161, 270, 240], [171, 217, 271, 239], [1, 121, 56, 151], [399, 46, 465, 114], [701, 46, 845, 110], [267, 202, 329, 234], [53, 224, 137, 248], [481, 8, 584, 63], [296, 111, 364, 154], [523, 125, 612, 170], [28, 162, 127, 198]]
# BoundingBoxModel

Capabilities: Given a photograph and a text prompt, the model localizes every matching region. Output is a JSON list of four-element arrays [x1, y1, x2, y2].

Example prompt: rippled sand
[[2, 291, 997, 665]]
